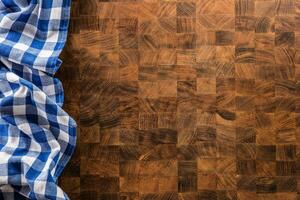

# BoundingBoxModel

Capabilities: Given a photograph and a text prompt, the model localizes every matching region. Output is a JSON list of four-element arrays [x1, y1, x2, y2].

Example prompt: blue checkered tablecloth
[[0, 0, 76, 199]]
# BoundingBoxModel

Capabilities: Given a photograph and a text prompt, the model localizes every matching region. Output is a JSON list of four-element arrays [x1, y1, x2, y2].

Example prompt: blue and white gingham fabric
[[0, 0, 76, 199]]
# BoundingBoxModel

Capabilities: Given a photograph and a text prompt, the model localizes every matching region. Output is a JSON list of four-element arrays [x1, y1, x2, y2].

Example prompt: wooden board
[[57, 0, 300, 199]]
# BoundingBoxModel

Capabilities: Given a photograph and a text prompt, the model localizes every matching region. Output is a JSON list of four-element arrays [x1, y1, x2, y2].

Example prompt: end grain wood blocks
[[57, 0, 300, 199]]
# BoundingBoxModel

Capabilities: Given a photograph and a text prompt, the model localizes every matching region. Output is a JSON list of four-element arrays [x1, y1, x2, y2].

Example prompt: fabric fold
[[0, 0, 76, 199]]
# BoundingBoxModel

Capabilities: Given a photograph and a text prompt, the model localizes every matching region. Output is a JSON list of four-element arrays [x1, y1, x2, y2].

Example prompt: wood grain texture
[[57, 0, 300, 199]]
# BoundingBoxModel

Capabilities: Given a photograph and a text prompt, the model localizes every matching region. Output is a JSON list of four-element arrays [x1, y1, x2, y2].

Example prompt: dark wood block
[[236, 95, 255, 111], [237, 176, 256, 191], [177, 2, 196, 17], [276, 161, 296, 176], [236, 127, 256, 143], [218, 142, 236, 157], [194, 126, 216, 142], [276, 177, 297, 192], [235, 47, 256, 63], [237, 160, 256, 175], [255, 65, 275, 80], [217, 93, 236, 109], [178, 161, 197, 176], [236, 79, 255, 95], [275, 80, 296, 96], [255, 80, 275, 97], [140, 193, 178, 200], [255, 112, 274, 129], [119, 129, 139, 145], [158, 65, 177, 80], [235, 0, 255, 16], [81, 176, 119, 193], [275, 32, 295, 47], [217, 190, 237, 200], [255, 17, 275, 33], [216, 79, 235, 95], [138, 129, 177, 145], [139, 35, 160, 51], [198, 190, 217, 200], [79, 0, 98, 15], [178, 176, 197, 192], [257, 145, 276, 161], [156, 97, 177, 112], [255, 96, 276, 112], [120, 192, 139, 200], [177, 81, 197, 97], [256, 177, 277, 194], [216, 31, 235, 46], [119, 145, 140, 161], [139, 113, 158, 130], [139, 144, 177, 161], [276, 144, 297, 161]]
